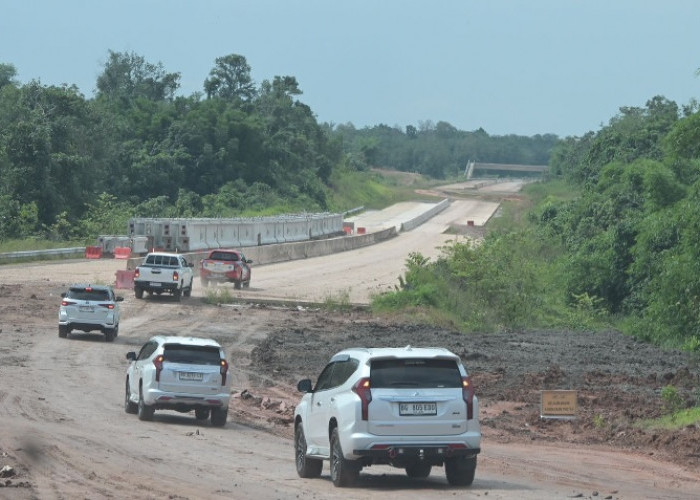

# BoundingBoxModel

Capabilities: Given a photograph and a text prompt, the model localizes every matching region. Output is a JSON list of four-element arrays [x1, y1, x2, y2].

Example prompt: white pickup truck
[[133, 252, 194, 301]]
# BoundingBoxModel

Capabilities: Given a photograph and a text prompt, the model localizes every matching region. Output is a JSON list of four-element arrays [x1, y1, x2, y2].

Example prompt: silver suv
[[125, 336, 231, 427], [58, 284, 123, 342], [294, 346, 481, 487]]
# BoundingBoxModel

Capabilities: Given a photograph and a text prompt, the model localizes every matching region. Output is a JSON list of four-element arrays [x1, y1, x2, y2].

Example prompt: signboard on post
[[540, 390, 578, 420]]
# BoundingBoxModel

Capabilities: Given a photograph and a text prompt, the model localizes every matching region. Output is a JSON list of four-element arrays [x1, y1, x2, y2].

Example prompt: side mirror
[[246, 259, 253, 264], [297, 379, 313, 393], [126, 352, 136, 361]]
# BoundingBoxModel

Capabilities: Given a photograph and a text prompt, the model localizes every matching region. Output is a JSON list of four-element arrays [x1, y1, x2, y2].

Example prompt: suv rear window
[[370, 358, 462, 389], [209, 251, 238, 261], [163, 344, 222, 365], [67, 288, 110, 301]]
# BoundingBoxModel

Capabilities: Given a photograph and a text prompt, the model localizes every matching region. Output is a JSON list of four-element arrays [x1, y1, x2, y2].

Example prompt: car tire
[[406, 463, 432, 478], [295, 425, 322, 478], [137, 386, 155, 421], [184, 286, 191, 297], [243, 279, 251, 288], [195, 408, 210, 420], [210, 407, 228, 427], [58, 325, 69, 338], [105, 327, 117, 342], [330, 427, 359, 487], [234, 281, 242, 290], [125, 379, 138, 414], [445, 456, 476, 486], [135, 287, 144, 299]]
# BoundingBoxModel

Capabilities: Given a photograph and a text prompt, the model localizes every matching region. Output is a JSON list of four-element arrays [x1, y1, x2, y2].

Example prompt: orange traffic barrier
[[114, 247, 132, 259], [343, 227, 353, 235], [467, 220, 475, 227], [356, 227, 366, 235], [85, 246, 103, 259], [115, 270, 136, 289]]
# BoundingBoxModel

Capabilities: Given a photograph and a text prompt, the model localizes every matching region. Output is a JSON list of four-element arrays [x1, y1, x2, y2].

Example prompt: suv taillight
[[153, 355, 164, 382], [462, 376, 474, 420], [99, 303, 115, 309], [134, 269, 140, 279], [220, 359, 229, 386], [172, 271, 179, 282], [61, 300, 76, 306], [352, 377, 372, 420]]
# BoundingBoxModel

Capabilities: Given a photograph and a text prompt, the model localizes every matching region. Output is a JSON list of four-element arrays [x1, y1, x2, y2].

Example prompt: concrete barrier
[[126, 226, 398, 273], [400, 199, 450, 232]]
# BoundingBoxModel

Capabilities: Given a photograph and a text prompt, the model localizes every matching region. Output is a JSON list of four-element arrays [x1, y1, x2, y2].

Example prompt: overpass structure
[[465, 161, 548, 179]]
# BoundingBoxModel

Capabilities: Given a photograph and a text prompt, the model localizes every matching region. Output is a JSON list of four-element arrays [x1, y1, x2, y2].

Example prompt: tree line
[[0, 51, 555, 241], [375, 94, 700, 349]]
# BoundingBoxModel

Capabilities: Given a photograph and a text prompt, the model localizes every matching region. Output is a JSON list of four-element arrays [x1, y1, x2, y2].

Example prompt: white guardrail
[[0, 247, 86, 262]]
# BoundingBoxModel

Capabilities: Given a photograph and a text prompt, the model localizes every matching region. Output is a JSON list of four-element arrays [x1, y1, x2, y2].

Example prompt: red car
[[199, 249, 253, 289]]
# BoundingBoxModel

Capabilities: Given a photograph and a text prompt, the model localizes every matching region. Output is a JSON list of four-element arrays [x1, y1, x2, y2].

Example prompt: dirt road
[[1, 195, 700, 499]]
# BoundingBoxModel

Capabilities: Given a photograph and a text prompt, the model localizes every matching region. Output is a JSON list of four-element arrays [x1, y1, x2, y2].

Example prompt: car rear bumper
[[344, 431, 481, 462], [143, 389, 230, 410], [134, 280, 180, 292]]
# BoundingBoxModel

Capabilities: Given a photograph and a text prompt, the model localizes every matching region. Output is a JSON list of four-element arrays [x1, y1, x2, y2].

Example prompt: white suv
[[125, 336, 231, 427], [58, 284, 123, 342], [293, 346, 481, 487]]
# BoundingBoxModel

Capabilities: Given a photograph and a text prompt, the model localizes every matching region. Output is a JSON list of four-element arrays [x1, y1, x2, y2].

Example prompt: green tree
[[204, 54, 256, 101]]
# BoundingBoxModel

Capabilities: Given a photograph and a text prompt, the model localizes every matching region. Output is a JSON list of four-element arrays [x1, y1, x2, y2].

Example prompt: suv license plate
[[399, 402, 437, 416], [150, 282, 161, 287], [179, 372, 204, 381], [79, 305, 94, 312]]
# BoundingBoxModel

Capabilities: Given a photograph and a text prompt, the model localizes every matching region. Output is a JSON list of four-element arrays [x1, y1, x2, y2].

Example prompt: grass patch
[[321, 289, 353, 312], [636, 407, 700, 431], [203, 287, 235, 305]]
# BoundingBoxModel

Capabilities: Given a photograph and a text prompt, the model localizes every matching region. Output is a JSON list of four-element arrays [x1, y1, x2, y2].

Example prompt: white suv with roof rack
[[58, 284, 123, 342], [124, 336, 231, 427], [293, 346, 481, 487]]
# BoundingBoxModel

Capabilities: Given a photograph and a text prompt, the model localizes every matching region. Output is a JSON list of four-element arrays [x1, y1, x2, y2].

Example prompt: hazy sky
[[2, 1, 699, 137]]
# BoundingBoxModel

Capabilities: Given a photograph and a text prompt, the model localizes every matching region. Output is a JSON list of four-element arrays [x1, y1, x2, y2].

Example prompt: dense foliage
[[0, 54, 554, 243], [375, 95, 700, 350]]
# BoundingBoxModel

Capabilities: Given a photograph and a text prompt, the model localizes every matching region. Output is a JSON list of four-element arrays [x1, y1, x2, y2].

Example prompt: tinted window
[[67, 288, 111, 301], [163, 344, 222, 365], [137, 341, 158, 361], [329, 359, 359, 388], [211, 251, 238, 261], [370, 358, 461, 389], [314, 363, 335, 392]]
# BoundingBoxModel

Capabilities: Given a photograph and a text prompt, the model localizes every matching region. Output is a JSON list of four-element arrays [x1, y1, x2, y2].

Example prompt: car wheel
[[330, 427, 359, 487], [58, 325, 69, 338], [295, 424, 322, 478], [135, 287, 144, 299], [445, 456, 476, 486], [137, 386, 154, 421], [105, 328, 116, 342], [125, 379, 138, 414], [173, 289, 182, 302], [201, 277, 209, 288], [406, 463, 432, 478], [195, 408, 210, 420], [210, 407, 227, 427], [243, 279, 251, 288], [234, 281, 242, 290]]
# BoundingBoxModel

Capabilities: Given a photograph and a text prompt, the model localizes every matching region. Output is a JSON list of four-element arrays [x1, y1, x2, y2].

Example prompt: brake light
[[352, 377, 372, 420], [98, 303, 115, 309], [61, 300, 76, 306], [153, 355, 164, 382], [85, 287, 93, 292], [462, 376, 474, 420], [172, 271, 179, 282], [134, 269, 140, 279], [220, 359, 229, 386]]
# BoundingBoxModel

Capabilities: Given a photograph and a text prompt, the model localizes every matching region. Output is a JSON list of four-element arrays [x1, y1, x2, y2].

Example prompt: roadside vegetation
[[374, 96, 700, 356]]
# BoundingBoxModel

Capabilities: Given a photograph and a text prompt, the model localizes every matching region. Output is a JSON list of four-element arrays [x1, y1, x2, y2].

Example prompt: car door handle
[[316, 401, 322, 406]]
